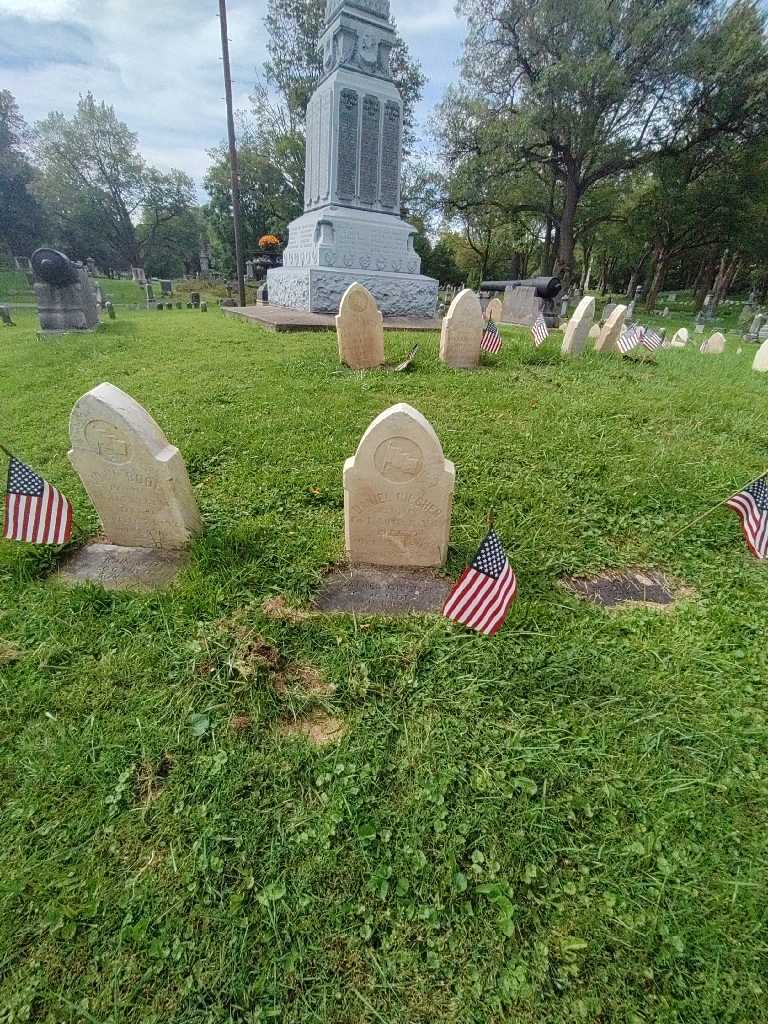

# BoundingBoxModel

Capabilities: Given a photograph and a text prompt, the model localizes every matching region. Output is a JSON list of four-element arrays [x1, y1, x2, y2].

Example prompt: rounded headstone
[[595, 305, 627, 353], [561, 295, 595, 356], [701, 331, 726, 354], [439, 288, 483, 368], [669, 327, 689, 348], [335, 282, 384, 369]]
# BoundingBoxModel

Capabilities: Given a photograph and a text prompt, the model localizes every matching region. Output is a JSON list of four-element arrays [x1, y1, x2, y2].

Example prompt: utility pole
[[218, 0, 246, 307]]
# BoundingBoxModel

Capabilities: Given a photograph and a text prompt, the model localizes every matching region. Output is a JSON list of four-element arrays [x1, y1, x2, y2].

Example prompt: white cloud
[[0, 0, 76, 17]]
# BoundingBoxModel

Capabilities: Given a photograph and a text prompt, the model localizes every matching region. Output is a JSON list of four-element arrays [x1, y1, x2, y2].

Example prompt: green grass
[[1, 308, 767, 1023]]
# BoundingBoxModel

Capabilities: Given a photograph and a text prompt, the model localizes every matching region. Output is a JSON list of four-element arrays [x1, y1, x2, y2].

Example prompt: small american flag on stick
[[531, 313, 549, 347], [618, 322, 643, 354], [480, 319, 502, 354], [726, 474, 768, 558], [2, 454, 73, 545], [442, 530, 517, 635], [641, 327, 663, 352]]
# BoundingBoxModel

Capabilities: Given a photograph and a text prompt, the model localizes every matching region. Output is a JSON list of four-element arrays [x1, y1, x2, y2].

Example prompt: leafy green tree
[[441, 0, 768, 285], [0, 91, 47, 257], [138, 207, 206, 279], [34, 93, 194, 270]]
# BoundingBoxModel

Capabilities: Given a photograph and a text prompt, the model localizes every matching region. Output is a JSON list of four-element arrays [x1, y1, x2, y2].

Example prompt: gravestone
[[200, 301, 208, 312], [189, 291, 200, 308], [105, 301, 116, 320], [0, 305, 14, 326], [86, 257, 97, 275], [485, 297, 502, 321], [587, 323, 601, 343], [68, 382, 202, 551], [245, 260, 255, 280], [668, 292, 677, 301], [701, 331, 726, 354], [439, 288, 483, 368], [669, 327, 689, 348], [602, 302, 617, 320], [758, 324, 768, 342], [695, 323, 705, 334], [343, 402, 454, 567], [256, 283, 269, 304], [595, 304, 627, 353], [145, 283, 155, 307], [131, 266, 147, 285], [31, 248, 100, 333], [266, 0, 438, 315], [662, 307, 670, 317], [160, 280, 173, 295], [500, 285, 540, 326], [626, 300, 635, 319], [336, 282, 385, 369], [752, 337, 768, 371], [745, 313, 765, 341], [561, 296, 595, 356]]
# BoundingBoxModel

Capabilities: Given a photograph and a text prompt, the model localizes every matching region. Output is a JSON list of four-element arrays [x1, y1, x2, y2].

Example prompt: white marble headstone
[[335, 282, 384, 369], [439, 289, 483, 368], [561, 296, 595, 356], [594, 305, 627, 353]]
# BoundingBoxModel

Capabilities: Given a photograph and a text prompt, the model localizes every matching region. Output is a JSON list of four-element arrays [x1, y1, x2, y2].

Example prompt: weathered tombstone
[[200, 301, 208, 312], [500, 285, 541, 326], [587, 323, 601, 344], [745, 313, 765, 341], [561, 296, 595, 356], [669, 327, 689, 348], [336, 282, 385, 369], [343, 403, 454, 567], [105, 301, 116, 320], [176, 301, 182, 309], [602, 302, 617, 320], [31, 248, 100, 333], [256, 283, 269, 305], [694, 323, 705, 334], [626, 300, 636, 319], [86, 256, 97, 275], [752, 337, 768, 371], [156, 303, 164, 311], [758, 324, 768, 342], [662, 306, 670, 318], [0, 305, 14, 327], [439, 288, 483, 368], [189, 291, 200, 308], [68, 382, 202, 551], [131, 266, 147, 285], [701, 331, 726, 354], [145, 283, 155, 307], [594, 304, 627, 353], [186, 302, 193, 309], [160, 279, 173, 295], [485, 297, 502, 321]]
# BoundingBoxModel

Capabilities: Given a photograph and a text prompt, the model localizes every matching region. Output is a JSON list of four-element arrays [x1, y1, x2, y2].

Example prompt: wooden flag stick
[[665, 469, 768, 544]]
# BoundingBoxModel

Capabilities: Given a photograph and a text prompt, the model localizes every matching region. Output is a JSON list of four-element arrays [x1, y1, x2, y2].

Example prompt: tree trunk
[[556, 167, 580, 288], [645, 249, 669, 310], [694, 257, 717, 311], [582, 251, 593, 291]]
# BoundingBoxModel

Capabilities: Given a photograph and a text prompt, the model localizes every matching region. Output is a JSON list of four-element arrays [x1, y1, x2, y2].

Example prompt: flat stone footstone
[[314, 565, 452, 614], [57, 544, 190, 591], [562, 569, 674, 608]]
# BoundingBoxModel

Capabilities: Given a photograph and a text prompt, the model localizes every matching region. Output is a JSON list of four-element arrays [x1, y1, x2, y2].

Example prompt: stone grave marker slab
[[561, 295, 595, 356], [68, 382, 202, 551], [753, 336, 768, 371], [439, 288, 483, 368], [501, 285, 540, 326], [57, 544, 189, 591], [314, 566, 452, 614], [344, 402, 454, 567], [595, 304, 627, 353], [485, 297, 502, 321], [563, 569, 676, 608], [669, 327, 688, 348], [335, 282, 385, 369], [701, 331, 726, 354]]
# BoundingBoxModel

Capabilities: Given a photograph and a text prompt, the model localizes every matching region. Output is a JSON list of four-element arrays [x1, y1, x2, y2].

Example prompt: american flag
[[481, 319, 502, 354], [532, 313, 549, 347], [726, 475, 768, 558], [618, 322, 643, 354], [442, 530, 517, 635], [641, 327, 663, 351], [699, 337, 708, 353], [3, 455, 73, 545]]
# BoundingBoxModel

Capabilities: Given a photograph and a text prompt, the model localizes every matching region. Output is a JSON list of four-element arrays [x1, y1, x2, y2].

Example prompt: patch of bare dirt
[[229, 713, 253, 734], [0, 642, 22, 665], [272, 661, 336, 698], [277, 710, 346, 747], [134, 753, 172, 804], [261, 596, 314, 623]]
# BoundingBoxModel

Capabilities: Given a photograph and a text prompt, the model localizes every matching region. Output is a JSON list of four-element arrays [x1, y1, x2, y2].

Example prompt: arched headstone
[[669, 327, 688, 348], [594, 304, 627, 353], [335, 282, 384, 369], [439, 289, 483, 368], [485, 297, 503, 321], [753, 337, 768, 372], [343, 403, 455, 567], [69, 382, 202, 550], [561, 296, 595, 356], [701, 331, 726, 354]]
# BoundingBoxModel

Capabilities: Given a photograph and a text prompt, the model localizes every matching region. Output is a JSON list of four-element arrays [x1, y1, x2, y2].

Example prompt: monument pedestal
[[268, 265, 437, 316]]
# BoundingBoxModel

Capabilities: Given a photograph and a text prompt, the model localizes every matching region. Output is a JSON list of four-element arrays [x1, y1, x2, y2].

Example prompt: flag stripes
[[726, 476, 768, 559], [532, 313, 549, 347], [2, 455, 73, 545], [481, 319, 502, 354], [442, 530, 517, 635]]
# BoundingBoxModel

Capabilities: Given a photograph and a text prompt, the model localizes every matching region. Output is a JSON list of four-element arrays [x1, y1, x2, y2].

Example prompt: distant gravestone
[[752, 337, 768, 371], [190, 291, 200, 308], [669, 327, 689, 348], [105, 301, 116, 320], [343, 403, 455, 567], [485, 297, 502, 321], [0, 305, 14, 327], [595, 304, 627, 353], [439, 288, 483, 368], [694, 323, 705, 334], [746, 313, 765, 340], [602, 302, 618, 320], [256, 283, 269, 305], [501, 285, 540, 326], [200, 301, 208, 312], [626, 300, 635, 319], [561, 296, 595, 357], [336, 282, 384, 369], [701, 331, 726, 354], [758, 324, 768, 342], [145, 284, 155, 306], [68, 382, 202, 550], [662, 307, 670, 318], [160, 280, 173, 295]]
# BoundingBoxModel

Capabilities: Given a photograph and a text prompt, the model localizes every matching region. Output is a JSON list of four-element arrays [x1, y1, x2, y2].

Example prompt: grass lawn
[[1, 308, 766, 1023]]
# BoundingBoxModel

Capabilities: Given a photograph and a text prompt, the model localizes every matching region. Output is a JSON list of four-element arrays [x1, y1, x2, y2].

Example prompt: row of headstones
[[62, 383, 453, 574], [153, 301, 208, 312]]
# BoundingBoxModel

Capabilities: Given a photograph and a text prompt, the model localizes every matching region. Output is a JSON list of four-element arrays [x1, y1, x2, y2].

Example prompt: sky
[[1, 0, 466, 194]]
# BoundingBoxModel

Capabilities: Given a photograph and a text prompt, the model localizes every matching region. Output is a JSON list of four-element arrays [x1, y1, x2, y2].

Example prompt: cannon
[[480, 276, 562, 301], [31, 247, 81, 287], [31, 247, 100, 332]]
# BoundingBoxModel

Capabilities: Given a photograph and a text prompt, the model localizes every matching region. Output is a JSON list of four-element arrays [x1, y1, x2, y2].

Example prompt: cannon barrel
[[481, 276, 562, 300], [32, 248, 79, 287]]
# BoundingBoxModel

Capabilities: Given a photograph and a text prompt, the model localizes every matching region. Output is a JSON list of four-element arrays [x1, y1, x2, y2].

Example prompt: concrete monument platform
[[57, 544, 190, 591], [314, 565, 452, 614], [221, 304, 441, 333]]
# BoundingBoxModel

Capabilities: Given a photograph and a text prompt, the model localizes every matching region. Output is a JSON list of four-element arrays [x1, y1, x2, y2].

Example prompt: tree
[[0, 91, 47, 257], [442, 0, 768, 285], [34, 93, 194, 269], [138, 207, 206, 279]]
